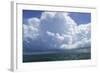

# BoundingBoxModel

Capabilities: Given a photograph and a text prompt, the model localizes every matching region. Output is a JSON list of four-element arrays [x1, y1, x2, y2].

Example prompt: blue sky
[[23, 10, 91, 25], [23, 10, 42, 19], [69, 12, 91, 24]]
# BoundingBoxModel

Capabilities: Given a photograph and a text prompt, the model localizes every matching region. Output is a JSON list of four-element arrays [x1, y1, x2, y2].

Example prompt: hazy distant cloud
[[23, 11, 91, 50]]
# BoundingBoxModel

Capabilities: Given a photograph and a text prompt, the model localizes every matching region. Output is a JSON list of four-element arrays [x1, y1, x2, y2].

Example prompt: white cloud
[[23, 11, 91, 50], [60, 39, 91, 49], [46, 31, 55, 37], [23, 18, 40, 43], [55, 33, 64, 41], [28, 17, 40, 27], [41, 12, 56, 20]]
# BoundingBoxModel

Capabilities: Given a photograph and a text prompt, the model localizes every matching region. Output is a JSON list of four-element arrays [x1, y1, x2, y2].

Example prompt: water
[[23, 49, 91, 63]]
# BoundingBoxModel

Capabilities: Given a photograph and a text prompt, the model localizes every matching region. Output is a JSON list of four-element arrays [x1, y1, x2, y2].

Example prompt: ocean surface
[[23, 48, 91, 62]]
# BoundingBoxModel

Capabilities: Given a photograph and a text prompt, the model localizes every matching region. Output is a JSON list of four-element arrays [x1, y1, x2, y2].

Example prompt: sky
[[23, 10, 91, 25], [23, 10, 91, 52]]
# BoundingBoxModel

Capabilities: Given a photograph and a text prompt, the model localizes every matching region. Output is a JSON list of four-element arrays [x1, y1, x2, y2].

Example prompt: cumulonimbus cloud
[[23, 11, 91, 50]]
